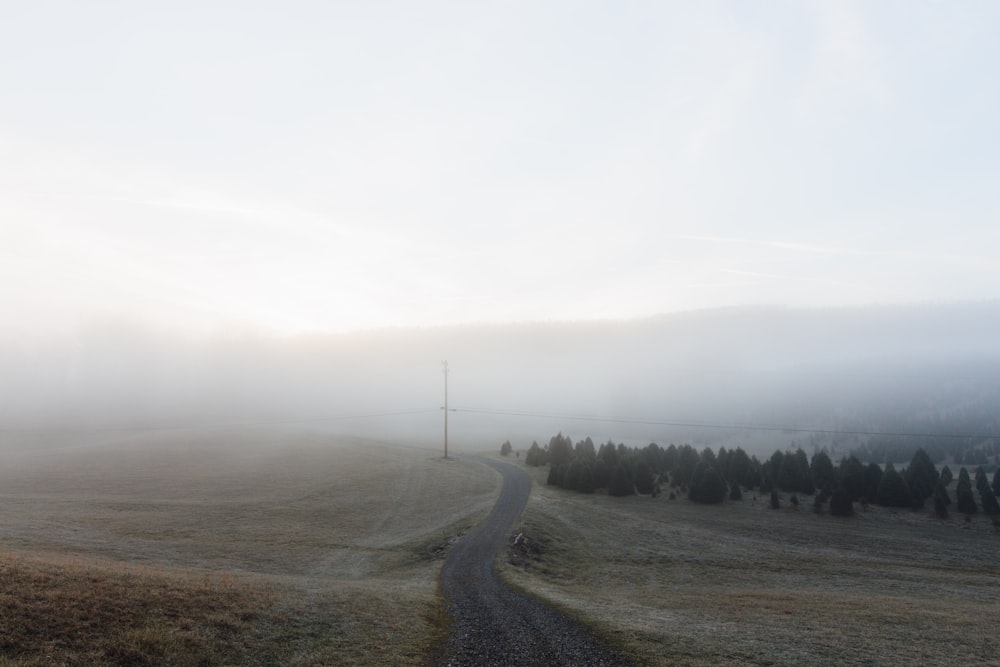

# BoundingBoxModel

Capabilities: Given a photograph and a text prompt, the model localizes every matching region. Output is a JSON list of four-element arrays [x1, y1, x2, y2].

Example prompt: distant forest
[[504, 434, 1000, 520]]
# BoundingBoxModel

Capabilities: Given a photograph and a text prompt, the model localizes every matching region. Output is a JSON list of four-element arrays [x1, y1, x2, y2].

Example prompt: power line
[[450, 406, 991, 440]]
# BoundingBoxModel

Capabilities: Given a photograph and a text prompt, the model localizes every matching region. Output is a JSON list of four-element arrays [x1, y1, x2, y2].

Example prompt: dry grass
[[501, 458, 1000, 667], [0, 431, 499, 666]]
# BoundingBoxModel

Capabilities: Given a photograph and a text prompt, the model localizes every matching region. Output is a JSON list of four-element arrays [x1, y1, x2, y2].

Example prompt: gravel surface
[[436, 456, 637, 667]]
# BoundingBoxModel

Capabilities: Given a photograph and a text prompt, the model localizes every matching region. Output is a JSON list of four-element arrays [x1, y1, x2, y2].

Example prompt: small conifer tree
[[608, 464, 635, 497], [830, 487, 854, 516]]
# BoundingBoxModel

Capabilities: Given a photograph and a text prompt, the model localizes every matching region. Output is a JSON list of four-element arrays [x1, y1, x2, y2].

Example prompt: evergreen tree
[[940, 465, 953, 487], [525, 441, 548, 466], [674, 445, 700, 488], [839, 456, 866, 500], [993, 469, 1000, 496], [592, 459, 611, 490], [933, 482, 951, 518], [956, 468, 977, 515], [975, 467, 989, 494], [793, 448, 813, 494], [608, 464, 635, 497], [564, 460, 583, 491], [770, 489, 780, 509], [634, 460, 656, 495], [980, 485, 1000, 516], [905, 448, 939, 502], [548, 433, 574, 470], [574, 437, 596, 463], [729, 482, 742, 501], [810, 450, 836, 492], [663, 444, 678, 473], [500, 440, 513, 456], [876, 464, 913, 508], [730, 447, 756, 489], [576, 462, 597, 494], [547, 463, 567, 488], [599, 439, 619, 469], [830, 487, 854, 516], [863, 462, 883, 503], [688, 462, 728, 504]]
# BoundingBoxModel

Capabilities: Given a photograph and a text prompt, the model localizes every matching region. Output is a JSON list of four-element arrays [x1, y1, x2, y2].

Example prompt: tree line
[[503, 433, 1000, 518]]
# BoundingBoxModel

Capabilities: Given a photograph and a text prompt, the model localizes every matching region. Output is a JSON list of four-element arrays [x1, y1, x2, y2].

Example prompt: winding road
[[436, 455, 636, 667]]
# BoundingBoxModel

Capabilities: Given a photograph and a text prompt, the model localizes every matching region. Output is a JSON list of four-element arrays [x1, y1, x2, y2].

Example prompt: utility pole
[[442, 360, 449, 459]]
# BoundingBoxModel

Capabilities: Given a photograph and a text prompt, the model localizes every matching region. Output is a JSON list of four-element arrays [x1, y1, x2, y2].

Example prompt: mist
[[3, 302, 1000, 457]]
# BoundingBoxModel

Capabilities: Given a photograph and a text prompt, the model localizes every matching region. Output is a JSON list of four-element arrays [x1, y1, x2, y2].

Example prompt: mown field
[[0, 431, 499, 666], [501, 456, 1000, 667]]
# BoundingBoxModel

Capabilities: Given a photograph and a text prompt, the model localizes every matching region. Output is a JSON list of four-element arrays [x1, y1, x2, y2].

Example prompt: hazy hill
[[2, 302, 999, 453]]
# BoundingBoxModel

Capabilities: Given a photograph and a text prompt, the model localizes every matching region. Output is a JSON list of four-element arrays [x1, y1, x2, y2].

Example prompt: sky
[[2, 0, 999, 338]]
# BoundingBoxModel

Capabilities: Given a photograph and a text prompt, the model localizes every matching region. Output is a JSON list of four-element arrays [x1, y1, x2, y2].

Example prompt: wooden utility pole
[[442, 360, 449, 459]]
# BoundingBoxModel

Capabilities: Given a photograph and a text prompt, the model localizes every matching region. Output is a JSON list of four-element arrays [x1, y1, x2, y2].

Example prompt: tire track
[[436, 456, 636, 667]]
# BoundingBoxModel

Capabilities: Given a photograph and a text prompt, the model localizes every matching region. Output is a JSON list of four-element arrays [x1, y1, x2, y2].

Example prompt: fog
[[3, 302, 1000, 457]]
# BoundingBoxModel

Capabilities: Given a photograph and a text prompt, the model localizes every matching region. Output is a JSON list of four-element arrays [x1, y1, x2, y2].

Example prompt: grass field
[[500, 457, 1000, 667], [5, 434, 1000, 666], [0, 430, 500, 666]]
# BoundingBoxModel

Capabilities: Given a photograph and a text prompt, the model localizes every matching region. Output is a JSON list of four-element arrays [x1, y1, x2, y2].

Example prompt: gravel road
[[436, 456, 636, 667]]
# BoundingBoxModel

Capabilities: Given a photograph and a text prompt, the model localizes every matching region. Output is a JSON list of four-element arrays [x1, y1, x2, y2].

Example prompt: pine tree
[[608, 464, 635, 497], [839, 456, 866, 500], [576, 463, 596, 494], [905, 448, 939, 502], [940, 465, 953, 487], [933, 483, 950, 519], [688, 462, 728, 504], [525, 441, 547, 466], [980, 485, 1000, 516], [547, 463, 566, 488], [956, 468, 977, 515], [876, 464, 912, 508], [863, 463, 883, 503], [634, 460, 656, 495], [830, 486, 854, 516], [810, 450, 836, 493]]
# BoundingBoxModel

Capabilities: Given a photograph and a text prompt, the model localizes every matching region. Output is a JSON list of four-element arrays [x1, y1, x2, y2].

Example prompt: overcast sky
[[2, 1, 998, 338]]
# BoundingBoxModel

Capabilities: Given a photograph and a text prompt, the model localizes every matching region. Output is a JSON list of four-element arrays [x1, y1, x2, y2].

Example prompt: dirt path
[[436, 456, 636, 667]]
